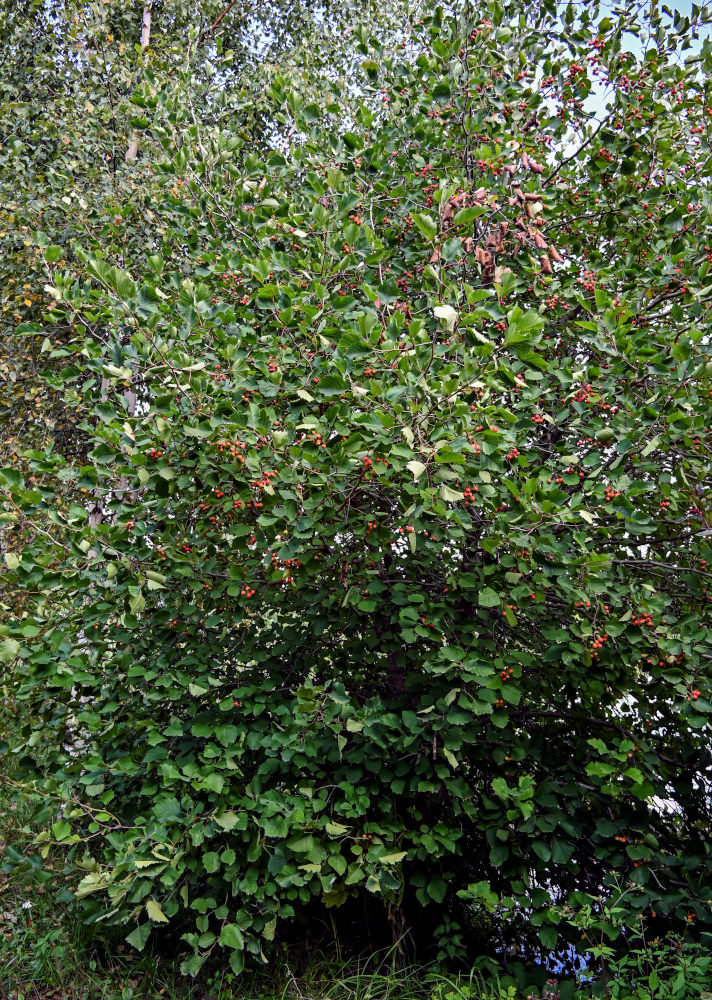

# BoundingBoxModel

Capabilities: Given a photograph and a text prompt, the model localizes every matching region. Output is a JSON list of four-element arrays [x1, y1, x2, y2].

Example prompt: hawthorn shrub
[[3, 0, 712, 978]]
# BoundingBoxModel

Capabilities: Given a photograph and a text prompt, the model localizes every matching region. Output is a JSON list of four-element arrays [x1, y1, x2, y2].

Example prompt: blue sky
[[573, 0, 712, 117]]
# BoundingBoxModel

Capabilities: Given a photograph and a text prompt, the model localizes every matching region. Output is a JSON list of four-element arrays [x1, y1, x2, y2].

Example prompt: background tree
[[0, 0, 418, 598]]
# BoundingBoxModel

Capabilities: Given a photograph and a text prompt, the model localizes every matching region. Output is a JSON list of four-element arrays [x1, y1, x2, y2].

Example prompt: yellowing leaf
[[441, 484, 464, 502], [146, 898, 169, 923], [406, 460, 426, 480], [433, 304, 457, 330], [379, 851, 407, 865], [215, 811, 240, 831]]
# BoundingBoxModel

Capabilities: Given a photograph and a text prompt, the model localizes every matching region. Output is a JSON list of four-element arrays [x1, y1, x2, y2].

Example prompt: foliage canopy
[[2, 0, 712, 980]]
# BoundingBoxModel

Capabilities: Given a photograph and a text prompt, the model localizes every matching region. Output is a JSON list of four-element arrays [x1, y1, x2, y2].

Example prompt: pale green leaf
[[146, 898, 169, 923]]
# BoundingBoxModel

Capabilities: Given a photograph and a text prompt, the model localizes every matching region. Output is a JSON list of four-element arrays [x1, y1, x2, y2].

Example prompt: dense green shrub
[[2, 0, 712, 977]]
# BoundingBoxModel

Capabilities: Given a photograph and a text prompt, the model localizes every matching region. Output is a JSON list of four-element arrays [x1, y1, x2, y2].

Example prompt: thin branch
[[543, 110, 615, 186], [196, 0, 241, 49], [513, 709, 679, 767]]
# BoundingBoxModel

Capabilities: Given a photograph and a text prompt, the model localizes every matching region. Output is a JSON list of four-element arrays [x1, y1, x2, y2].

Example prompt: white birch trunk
[[125, 3, 153, 161]]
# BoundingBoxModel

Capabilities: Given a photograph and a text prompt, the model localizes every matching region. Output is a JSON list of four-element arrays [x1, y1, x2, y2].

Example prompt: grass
[[0, 712, 504, 1000], [0, 699, 517, 1000], [0, 866, 504, 1000], [0, 791, 519, 1000], [0, 847, 509, 1000], [2, 700, 710, 1000]]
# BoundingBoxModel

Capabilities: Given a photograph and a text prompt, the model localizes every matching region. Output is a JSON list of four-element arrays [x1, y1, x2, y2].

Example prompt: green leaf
[[52, 820, 72, 840], [412, 212, 438, 241], [539, 925, 558, 949], [490, 844, 509, 866], [87, 259, 136, 299], [183, 424, 212, 439], [219, 923, 245, 950], [0, 638, 20, 663], [478, 588, 500, 608], [203, 852, 220, 873], [532, 840, 551, 862], [129, 590, 145, 615], [262, 816, 289, 837], [180, 953, 207, 976], [329, 853, 347, 875], [452, 206, 487, 227], [427, 877, 447, 903], [641, 435, 661, 458], [0, 468, 24, 490], [126, 923, 151, 952]]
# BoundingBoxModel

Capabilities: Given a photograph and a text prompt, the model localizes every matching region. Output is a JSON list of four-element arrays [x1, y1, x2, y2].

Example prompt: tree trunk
[[125, 3, 153, 161]]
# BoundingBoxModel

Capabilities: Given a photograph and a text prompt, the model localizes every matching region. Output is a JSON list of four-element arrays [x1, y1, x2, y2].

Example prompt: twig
[[543, 110, 615, 186], [196, 0, 241, 49], [513, 709, 679, 767]]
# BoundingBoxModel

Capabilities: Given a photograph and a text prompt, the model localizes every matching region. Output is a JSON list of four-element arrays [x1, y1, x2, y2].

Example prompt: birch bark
[[125, 3, 152, 161]]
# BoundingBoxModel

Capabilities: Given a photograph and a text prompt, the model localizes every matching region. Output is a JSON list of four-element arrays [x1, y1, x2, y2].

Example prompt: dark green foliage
[[2, 0, 712, 981]]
